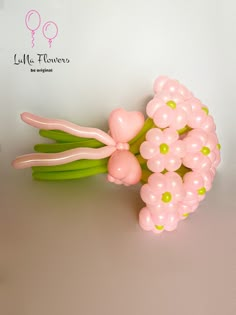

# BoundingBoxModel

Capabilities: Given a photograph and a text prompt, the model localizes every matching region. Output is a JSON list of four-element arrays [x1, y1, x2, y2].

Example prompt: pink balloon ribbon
[[12, 146, 116, 169], [21, 112, 116, 146]]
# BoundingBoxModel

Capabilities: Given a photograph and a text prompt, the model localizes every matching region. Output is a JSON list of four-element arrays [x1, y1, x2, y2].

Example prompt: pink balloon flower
[[140, 127, 186, 172], [183, 171, 211, 204], [177, 201, 200, 219], [177, 168, 216, 220], [140, 172, 185, 206], [153, 76, 193, 100], [138, 76, 221, 234], [181, 96, 216, 133], [140, 172, 185, 232], [139, 206, 181, 233], [183, 129, 220, 171], [146, 78, 194, 130]]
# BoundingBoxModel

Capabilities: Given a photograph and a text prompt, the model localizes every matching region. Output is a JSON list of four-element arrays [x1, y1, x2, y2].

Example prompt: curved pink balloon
[[12, 146, 116, 169], [42, 21, 58, 48], [21, 112, 116, 146]]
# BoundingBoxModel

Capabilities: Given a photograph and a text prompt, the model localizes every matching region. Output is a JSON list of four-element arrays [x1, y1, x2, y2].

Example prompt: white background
[[0, 1, 235, 314]]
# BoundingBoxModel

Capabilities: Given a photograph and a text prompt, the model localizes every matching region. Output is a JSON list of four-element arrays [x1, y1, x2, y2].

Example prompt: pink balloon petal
[[177, 84, 193, 99], [148, 172, 166, 192], [206, 132, 218, 150], [200, 115, 216, 132], [170, 140, 186, 157], [165, 153, 181, 171], [183, 171, 204, 190], [188, 129, 208, 146], [184, 136, 203, 153], [139, 208, 154, 231], [140, 141, 158, 159], [188, 97, 203, 111], [153, 76, 169, 93], [162, 79, 180, 94], [151, 209, 167, 226], [200, 170, 214, 191], [146, 97, 166, 118], [170, 108, 187, 130], [163, 128, 179, 145], [153, 105, 174, 129], [146, 128, 163, 145], [140, 184, 160, 205], [198, 155, 212, 171], [165, 172, 183, 190], [208, 151, 216, 163], [147, 154, 165, 172], [164, 211, 180, 231], [178, 101, 193, 116], [183, 152, 204, 169], [213, 149, 221, 168], [188, 109, 207, 128], [184, 189, 199, 203]]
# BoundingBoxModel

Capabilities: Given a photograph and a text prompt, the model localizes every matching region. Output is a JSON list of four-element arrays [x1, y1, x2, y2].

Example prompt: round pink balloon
[[25, 10, 41, 32], [42, 21, 58, 47]]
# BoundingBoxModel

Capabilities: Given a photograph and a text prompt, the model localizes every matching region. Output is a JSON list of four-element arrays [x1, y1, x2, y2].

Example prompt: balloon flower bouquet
[[13, 76, 221, 234]]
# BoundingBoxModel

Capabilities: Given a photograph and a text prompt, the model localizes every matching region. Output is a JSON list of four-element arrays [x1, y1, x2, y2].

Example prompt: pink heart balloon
[[108, 108, 144, 143], [107, 150, 142, 186]]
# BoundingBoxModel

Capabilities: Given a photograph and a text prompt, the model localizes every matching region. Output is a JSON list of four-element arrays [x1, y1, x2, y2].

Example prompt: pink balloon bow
[[107, 108, 144, 185], [12, 109, 145, 186]]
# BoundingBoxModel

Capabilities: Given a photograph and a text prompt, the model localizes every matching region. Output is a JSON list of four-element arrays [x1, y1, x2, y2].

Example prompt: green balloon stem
[[34, 140, 103, 153], [32, 158, 108, 173], [33, 165, 108, 181], [39, 129, 104, 145]]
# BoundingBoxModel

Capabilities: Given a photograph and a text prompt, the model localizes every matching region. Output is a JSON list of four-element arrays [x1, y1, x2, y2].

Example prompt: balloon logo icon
[[42, 21, 58, 48], [25, 10, 41, 48]]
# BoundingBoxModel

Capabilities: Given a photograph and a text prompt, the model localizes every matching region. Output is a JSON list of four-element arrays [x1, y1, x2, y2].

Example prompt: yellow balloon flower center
[[202, 107, 209, 115], [160, 143, 169, 154], [166, 100, 177, 109], [201, 146, 210, 155], [162, 192, 172, 203], [198, 187, 206, 195], [155, 225, 164, 231]]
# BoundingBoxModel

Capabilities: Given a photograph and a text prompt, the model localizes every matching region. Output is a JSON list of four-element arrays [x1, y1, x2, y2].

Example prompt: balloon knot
[[116, 143, 130, 151]]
